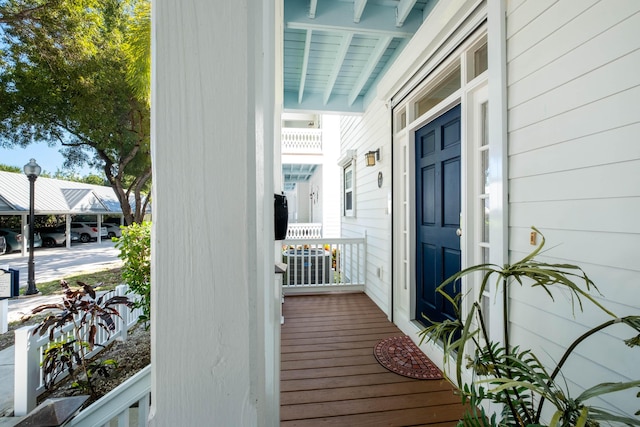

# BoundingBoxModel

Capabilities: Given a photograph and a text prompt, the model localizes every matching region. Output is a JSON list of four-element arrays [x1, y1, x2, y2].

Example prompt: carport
[[0, 170, 133, 256]]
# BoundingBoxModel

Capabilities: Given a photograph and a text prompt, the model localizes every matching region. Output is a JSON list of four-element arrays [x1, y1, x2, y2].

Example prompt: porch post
[[151, 0, 277, 426]]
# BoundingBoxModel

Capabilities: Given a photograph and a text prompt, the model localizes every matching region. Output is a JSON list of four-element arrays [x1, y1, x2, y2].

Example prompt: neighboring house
[[152, 0, 638, 426], [280, 113, 342, 238]]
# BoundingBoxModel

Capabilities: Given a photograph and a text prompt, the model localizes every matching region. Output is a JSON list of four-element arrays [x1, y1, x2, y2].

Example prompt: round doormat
[[373, 335, 442, 380]]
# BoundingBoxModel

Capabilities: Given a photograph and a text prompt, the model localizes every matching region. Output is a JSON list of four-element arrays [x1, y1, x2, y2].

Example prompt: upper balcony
[[281, 128, 323, 155]]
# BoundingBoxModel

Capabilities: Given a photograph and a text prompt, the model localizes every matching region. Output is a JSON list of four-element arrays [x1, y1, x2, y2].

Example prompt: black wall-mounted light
[[365, 149, 380, 167]]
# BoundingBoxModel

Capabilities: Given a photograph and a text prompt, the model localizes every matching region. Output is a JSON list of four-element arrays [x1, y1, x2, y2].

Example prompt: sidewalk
[[0, 241, 122, 419]]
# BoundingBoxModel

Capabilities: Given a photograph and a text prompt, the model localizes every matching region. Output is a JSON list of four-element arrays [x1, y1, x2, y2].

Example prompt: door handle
[[456, 228, 462, 237]]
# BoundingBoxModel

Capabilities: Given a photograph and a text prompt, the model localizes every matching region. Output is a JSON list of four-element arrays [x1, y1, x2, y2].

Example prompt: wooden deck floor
[[280, 293, 466, 426]]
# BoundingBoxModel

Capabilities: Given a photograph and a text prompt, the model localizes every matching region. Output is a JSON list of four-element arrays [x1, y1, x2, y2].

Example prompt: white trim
[[337, 149, 356, 167], [487, 0, 508, 345], [383, 0, 487, 105]]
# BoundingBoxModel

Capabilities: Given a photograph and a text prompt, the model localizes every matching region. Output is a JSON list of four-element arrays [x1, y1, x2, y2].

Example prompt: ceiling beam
[[348, 36, 393, 106], [308, 0, 317, 18], [323, 33, 354, 105], [396, 0, 418, 27], [353, 0, 367, 23], [298, 29, 313, 104], [286, 0, 421, 38]]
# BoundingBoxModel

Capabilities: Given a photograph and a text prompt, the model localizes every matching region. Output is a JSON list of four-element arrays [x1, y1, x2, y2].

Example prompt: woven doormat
[[373, 335, 442, 380]]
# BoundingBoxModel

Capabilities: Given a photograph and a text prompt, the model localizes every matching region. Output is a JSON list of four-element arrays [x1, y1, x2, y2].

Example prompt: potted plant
[[419, 228, 640, 426]]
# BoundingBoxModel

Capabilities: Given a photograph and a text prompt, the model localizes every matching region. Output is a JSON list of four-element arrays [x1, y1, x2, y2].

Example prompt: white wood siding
[[152, 0, 278, 425], [506, 0, 640, 419], [340, 98, 392, 314]]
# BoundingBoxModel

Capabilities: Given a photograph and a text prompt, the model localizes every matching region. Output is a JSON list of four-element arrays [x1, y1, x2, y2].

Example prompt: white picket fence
[[281, 237, 366, 294], [14, 284, 144, 416]]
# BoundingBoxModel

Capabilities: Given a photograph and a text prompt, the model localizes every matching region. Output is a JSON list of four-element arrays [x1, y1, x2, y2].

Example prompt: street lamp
[[23, 158, 41, 295]]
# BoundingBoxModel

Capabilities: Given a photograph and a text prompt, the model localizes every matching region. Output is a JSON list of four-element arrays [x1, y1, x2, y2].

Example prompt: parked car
[[104, 223, 123, 239], [70, 222, 109, 243], [69, 231, 81, 242], [37, 226, 81, 248], [0, 228, 43, 253], [0, 236, 5, 255]]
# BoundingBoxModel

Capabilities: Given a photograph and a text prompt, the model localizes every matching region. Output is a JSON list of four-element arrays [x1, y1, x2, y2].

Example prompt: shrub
[[115, 221, 151, 323], [419, 228, 640, 426]]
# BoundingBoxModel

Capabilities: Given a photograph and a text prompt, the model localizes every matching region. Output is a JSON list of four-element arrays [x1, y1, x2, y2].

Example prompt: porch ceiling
[[282, 163, 318, 186], [283, 0, 435, 114]]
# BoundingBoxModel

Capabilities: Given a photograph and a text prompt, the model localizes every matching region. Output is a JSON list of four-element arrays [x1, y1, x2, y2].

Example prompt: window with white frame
[[343, 163, 354, 217]]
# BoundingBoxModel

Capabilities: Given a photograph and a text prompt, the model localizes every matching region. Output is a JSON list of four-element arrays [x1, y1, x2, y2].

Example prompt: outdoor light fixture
[[23, 158, 41, 295], [365, 149, 380, 167]]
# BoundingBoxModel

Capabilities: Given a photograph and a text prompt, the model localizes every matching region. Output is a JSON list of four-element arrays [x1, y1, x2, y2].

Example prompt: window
[[415, 63, 461, 117], [344, 163, 354, 217]]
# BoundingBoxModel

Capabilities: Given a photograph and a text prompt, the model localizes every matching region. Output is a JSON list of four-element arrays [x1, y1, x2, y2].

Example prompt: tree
[[0, 0, 151, 224]]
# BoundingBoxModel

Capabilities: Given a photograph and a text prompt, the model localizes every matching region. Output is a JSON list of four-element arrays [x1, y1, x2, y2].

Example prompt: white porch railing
[[281, 128, 322, 154], [281, 237, 366, 294], [14, 284, 144, 416], [286, 223, 322, 239], [65, 364, 151, 427]]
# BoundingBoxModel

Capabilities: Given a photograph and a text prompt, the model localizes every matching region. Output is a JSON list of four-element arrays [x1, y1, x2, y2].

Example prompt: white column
[[151, 0, 276, 426]]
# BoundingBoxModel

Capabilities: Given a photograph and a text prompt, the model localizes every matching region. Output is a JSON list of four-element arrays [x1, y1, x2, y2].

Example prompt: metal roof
[[0, 171, 143, 216], [283, 0, 435, 113]]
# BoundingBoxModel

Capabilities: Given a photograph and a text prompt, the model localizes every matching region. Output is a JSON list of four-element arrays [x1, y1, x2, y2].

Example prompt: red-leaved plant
[[27, 280, 133, 397]]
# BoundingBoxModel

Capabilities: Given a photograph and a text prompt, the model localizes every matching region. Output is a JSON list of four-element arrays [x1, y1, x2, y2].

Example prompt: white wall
[[505, 0, 640, 419], [340, 0, 639, 420], [295, 181, 310, 222], [151, 1, 278, 426], [320, 115, 343, 238], [340, 98, 393, 314], [307, 166, 323, 223]]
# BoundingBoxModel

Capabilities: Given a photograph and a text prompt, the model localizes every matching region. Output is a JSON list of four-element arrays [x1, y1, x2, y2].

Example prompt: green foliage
[[0, 0, 152, 224], [124, 0, 150, 105], [115, 221, 150, 323], [419, 228, 640, 426], [30, 280, 133, 397], [0, 163, 21, 173]]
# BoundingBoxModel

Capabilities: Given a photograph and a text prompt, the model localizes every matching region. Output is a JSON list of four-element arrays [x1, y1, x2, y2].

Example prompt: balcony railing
[[286, 223, 322, 239], [65, 365, 150, 427], [281, 128, 322, 154], [281, 237, 366, 294]]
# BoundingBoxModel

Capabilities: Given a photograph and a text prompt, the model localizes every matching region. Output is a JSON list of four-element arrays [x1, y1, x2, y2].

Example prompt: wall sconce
[[365, 149, 380, 167]]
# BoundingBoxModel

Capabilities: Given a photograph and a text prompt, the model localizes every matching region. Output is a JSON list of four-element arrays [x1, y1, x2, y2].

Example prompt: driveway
[[1, 241, 122, 322]]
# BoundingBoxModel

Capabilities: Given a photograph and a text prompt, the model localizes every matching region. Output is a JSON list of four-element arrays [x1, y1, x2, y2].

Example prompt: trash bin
[[282, 248, 331, 285]]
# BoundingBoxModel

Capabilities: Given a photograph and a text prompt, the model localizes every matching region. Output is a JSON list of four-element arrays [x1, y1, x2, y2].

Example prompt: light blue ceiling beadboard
[[283, 0, 436, 113]]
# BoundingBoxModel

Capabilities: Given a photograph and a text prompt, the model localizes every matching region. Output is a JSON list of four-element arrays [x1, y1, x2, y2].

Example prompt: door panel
[[415, 105, 461, 325]]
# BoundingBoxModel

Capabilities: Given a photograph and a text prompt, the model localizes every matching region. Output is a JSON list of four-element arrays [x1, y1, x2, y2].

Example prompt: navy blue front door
[[415, 105, 461, 326]]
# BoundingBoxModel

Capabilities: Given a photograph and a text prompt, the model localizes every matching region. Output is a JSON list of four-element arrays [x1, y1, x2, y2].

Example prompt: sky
[[0, 142, 94, 176]]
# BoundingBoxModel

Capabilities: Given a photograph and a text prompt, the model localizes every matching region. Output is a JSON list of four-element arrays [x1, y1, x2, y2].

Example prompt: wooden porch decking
[[280, 293, 466, 426]]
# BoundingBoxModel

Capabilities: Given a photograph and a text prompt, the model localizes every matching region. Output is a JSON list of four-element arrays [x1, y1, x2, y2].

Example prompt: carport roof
[[0, 171, 142, 216]]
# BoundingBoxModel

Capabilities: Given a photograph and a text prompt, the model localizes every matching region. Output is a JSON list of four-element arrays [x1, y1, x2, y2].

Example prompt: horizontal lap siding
[[506, 0, 640, 420], [340, 99, 392, 313]]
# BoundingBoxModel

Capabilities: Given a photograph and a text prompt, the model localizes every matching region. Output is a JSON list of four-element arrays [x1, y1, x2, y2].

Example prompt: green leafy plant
[[419, 228, 640, 426], [115, 221, 151, 323], [28, 280, 133, 397]]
